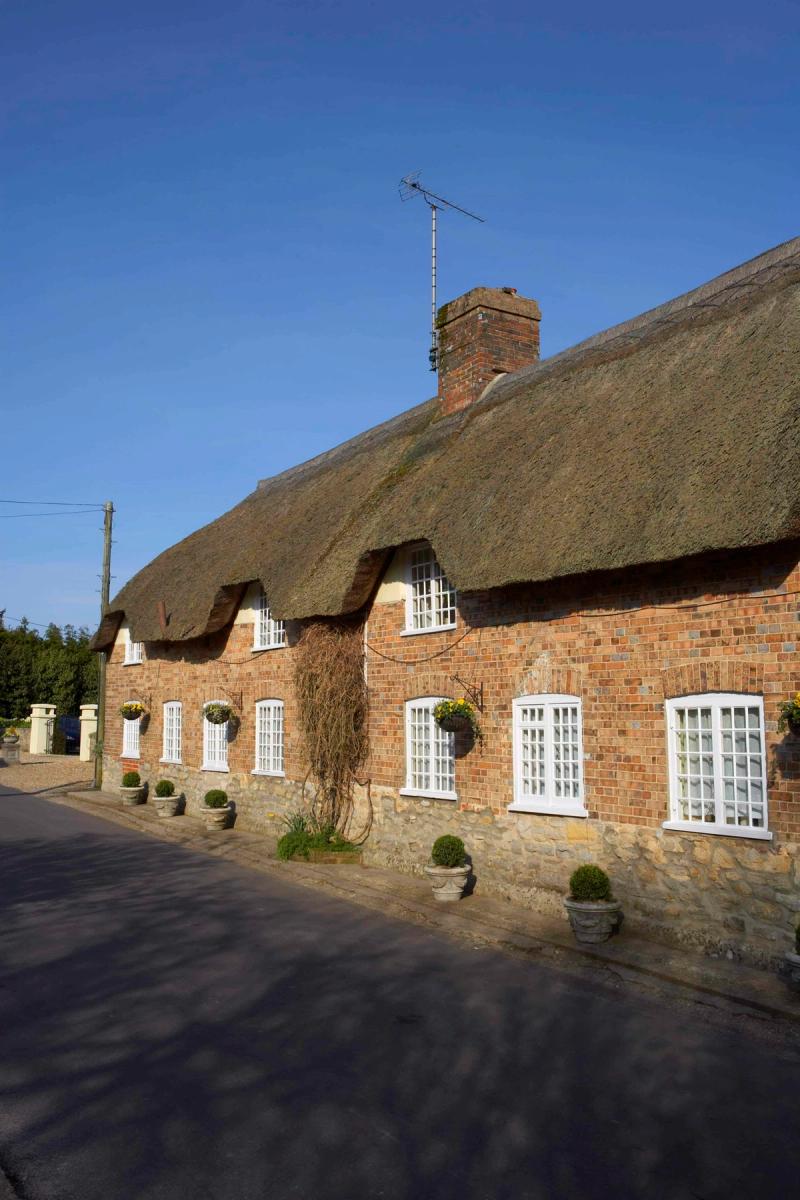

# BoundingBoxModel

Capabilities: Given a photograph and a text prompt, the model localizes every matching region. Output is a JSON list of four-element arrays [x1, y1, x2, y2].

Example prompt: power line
[[0, 499, 104, 507], [2, 616, 72, 630], [0, 509, 105, 519]]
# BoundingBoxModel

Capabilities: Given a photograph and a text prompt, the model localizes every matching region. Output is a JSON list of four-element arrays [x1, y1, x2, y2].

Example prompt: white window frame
[[202, 700, 230, 773], [253, 588, 286, 651], [509, 694, 586, 818], [123, 630, 144, 665], [161, 700, 182, 765], [400, 696, 457, 801], [253, 699, 285, 776], [402, 544, 457, 636], [121, 702, 140, 759], [663, 693, 771, 840]]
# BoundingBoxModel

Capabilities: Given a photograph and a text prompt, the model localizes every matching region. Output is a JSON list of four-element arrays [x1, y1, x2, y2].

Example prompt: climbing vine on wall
[[293, 619, 370, 841]]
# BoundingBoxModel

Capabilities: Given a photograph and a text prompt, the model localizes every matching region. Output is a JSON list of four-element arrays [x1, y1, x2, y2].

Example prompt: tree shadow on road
[[0, 808, 797, 1200]]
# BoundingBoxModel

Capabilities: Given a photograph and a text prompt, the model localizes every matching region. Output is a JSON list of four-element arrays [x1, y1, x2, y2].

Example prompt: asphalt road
[[1, 786, 799, 1200]]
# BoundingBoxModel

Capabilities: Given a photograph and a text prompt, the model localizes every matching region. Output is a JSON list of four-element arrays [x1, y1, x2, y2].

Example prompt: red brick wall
[[363, 543, 800, 842], [106, 543, 800, 836], [106, 617, 307, 783]]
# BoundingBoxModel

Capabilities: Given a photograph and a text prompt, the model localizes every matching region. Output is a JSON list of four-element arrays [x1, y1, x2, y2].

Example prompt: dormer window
[[403, 544, 457, 634], [254, 588, 286, 650], [123, 630, 143, 665]]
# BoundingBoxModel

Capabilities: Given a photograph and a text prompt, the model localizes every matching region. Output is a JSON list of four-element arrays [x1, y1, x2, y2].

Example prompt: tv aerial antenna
[[399, 172, 485, 372]]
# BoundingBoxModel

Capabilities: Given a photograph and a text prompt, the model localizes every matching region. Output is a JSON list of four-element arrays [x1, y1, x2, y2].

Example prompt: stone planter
[[1, 736, 20, 766], [154, 794, 181, 818], [203, 803, 232, 831], [564, 897, 623, 944], [120, 786, 145, 806], [783, 951, 800, 994], [424, 863, 470, 902]]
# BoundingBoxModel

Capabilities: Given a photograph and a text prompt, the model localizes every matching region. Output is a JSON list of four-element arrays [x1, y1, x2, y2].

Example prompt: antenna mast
[[399, 173, 485, 372]]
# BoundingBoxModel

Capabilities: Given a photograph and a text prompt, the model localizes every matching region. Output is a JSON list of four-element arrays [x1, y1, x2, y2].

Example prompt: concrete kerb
[[50, 787, 800, 1028]]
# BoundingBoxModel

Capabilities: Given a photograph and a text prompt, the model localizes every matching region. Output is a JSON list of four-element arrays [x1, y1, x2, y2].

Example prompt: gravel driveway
[[0, 752, 93, 795]]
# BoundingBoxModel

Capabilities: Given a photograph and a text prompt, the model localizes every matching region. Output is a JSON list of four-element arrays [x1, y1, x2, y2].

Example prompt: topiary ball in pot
[[120, 770, 144, 805], [431, 834, 466, 868], [425, 834, 469, 902], [153, 778, 181, 817], [203, 788, 230, 830], [564, 863, 622, 945], [569, 864, 612, 902]]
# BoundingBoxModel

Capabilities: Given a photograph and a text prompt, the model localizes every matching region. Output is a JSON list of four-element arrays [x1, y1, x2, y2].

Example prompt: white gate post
[[79, 704, 99, 762], [30, 704, 56, 754]]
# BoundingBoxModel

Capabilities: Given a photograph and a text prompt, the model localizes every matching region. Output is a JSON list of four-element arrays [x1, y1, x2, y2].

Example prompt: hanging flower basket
[[204, 702, 234, 725], [777, 693, 800, 735], [120, 701, 146, 721], [434, 698, 479, 737]]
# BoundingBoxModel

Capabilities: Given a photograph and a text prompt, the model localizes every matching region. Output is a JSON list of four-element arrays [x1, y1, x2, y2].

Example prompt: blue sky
[[2, 0, 798, 631]]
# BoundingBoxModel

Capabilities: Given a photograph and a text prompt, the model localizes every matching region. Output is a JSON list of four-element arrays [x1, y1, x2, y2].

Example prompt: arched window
[[664, 694, 769, 839], [510, 694, 585, 817], [162, 701, 182, 764], [121, 701, 140, 759], [254, 699, 284, 776], [401, 697, 456, 800], [202, 700, 229, 772]]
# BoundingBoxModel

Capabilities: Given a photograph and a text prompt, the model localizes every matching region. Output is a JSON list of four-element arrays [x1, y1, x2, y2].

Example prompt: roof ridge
[[484, 234, 800, 405]]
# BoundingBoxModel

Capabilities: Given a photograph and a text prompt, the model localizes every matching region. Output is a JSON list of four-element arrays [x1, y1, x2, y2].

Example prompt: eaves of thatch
[[92, 235, 800, 650]]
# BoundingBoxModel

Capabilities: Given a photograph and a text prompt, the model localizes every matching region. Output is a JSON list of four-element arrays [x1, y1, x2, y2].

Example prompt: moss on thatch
[[93, 236, 800, 650]]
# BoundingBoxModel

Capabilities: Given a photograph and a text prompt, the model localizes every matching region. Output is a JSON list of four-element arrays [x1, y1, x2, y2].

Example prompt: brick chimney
[[437, 286, 541, 415]]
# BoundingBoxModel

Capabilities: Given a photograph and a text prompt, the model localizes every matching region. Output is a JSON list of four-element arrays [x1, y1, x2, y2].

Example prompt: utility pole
[[93, 500, 114, 789]]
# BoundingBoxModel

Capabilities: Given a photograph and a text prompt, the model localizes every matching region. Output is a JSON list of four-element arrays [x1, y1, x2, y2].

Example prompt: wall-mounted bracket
[[450, 675, 484, 712]]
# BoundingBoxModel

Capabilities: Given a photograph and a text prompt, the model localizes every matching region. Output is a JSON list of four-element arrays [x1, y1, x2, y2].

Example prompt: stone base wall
[[104, 753, 303, 838], [359, 786, 799, 967], [104, 753, 798, 967]]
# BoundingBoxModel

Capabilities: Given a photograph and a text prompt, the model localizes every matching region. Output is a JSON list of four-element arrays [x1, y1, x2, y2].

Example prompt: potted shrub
[[424, 834, 470, 902], [153, 778, 181, 818], [433, 698, 479, 737], [783, 923, 800, 994], [564, 864, 623, 944], [120, 770, 145, 805], [120, 701, 146, 721], [203, 788, 231, 830], [2, 725, 19, 745], [777, 693, 800, 736], [204, 702, 233, 725]]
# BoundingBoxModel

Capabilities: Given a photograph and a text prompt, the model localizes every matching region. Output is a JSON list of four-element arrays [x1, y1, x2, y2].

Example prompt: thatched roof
[[93, 235, 800, 650]]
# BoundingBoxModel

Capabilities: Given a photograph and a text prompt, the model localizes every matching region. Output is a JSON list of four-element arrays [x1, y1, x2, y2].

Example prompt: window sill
[[400, 624, 457, 638], [120, 754, 140, 761], [662, 820, 772, 841], [122, 660, 143, 667], [399, 787, 457, 802], [252, 644, 286, 653], [251, 769, 286, 778], [201, 764, 230, 774], [159, 758, 182, 766], [508, 802, 588, 819]]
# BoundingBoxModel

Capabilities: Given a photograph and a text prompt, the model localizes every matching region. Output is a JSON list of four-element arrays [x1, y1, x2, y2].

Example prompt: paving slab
[[46, 786, 800, 1027]]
